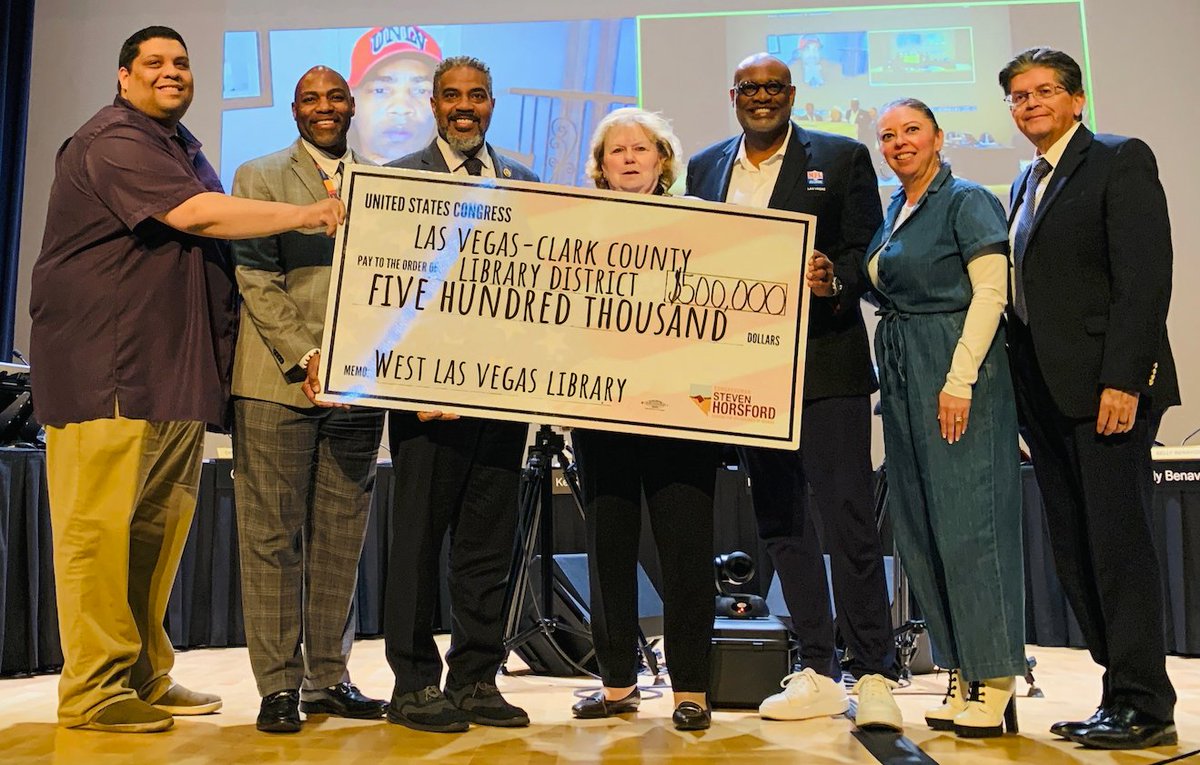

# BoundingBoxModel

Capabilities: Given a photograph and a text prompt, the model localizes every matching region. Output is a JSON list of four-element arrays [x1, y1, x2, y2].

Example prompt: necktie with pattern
[[1012, 157, 1052, 323], [463, 156, 484, 176]]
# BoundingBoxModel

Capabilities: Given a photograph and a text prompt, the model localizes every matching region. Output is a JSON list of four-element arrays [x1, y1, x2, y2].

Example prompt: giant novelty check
[[318, 165, 814, 449]]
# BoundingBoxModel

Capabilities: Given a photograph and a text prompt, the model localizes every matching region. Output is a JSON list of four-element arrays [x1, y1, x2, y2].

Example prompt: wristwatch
[[830, 276, 843, 297]]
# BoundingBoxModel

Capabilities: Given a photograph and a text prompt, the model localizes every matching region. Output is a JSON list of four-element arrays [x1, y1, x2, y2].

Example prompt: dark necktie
[[463, 156, 484, 176], [1012, 157, 1052, 323]]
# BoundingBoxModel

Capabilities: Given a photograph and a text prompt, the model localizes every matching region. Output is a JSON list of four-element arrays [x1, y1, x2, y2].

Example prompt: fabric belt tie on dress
[[875, 306, 968, 386], [876, 308, 911, 385]]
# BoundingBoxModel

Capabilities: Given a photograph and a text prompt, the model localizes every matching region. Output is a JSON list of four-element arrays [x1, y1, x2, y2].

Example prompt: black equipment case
[[709, 615, 795, 709]]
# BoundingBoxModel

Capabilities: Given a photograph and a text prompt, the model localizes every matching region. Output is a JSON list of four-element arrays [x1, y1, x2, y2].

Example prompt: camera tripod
[[500, 424, 659, 678]]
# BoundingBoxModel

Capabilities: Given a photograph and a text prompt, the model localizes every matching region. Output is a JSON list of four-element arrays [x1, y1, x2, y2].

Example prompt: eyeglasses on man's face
[[1005, 83, 1068, 109], [735, 80, 789, 98]]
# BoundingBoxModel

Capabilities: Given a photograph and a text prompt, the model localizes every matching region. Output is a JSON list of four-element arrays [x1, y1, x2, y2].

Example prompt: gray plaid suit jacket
[[230, 139, 369, 407]]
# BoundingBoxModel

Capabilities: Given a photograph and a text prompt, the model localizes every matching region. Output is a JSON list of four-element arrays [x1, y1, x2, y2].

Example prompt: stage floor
[[0, 638, 1194, 764]]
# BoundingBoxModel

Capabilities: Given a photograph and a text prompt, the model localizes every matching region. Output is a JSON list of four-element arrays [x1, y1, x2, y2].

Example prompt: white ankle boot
[[954, 677, 1018, 738], [923, 669, 967, 730]]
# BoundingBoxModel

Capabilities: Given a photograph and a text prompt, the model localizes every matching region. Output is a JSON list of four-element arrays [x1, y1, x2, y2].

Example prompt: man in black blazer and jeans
[[1001, 46, 1179, 750], [382, 55, 536, 734], [687, 53, 898, 729]]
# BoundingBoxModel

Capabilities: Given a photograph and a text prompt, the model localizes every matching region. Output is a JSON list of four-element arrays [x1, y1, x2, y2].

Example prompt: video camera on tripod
[[714, 551, 769, 618]]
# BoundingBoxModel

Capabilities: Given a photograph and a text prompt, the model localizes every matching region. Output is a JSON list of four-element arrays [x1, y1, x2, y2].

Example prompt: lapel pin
[[503, 167, 512, 178]]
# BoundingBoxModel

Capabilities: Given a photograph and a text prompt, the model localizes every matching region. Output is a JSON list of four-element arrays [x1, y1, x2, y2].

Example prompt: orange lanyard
[[313, 158, 340, 199]]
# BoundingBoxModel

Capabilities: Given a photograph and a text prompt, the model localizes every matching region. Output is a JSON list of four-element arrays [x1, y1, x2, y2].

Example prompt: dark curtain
[[0, 448, 61, 675], [5, 454, 1199, 676], [0, 0, 36, 360]]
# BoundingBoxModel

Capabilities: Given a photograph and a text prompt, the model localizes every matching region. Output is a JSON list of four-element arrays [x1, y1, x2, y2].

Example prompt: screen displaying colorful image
[[768, 31, 869, 91], [638, 1, 1089, 197], [868, 27, 976, 85], [219, 19, 638, 191]]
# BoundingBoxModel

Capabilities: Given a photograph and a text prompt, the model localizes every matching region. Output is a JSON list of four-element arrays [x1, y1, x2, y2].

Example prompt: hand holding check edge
[[805, 250, 837, 297], [302, 196, 346, 237], [302, 352, 347, 409], [304, 351, 458, 420]]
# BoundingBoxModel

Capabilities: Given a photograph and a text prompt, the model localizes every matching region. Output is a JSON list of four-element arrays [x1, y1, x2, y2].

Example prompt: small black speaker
[[513, 553, 663, 676]]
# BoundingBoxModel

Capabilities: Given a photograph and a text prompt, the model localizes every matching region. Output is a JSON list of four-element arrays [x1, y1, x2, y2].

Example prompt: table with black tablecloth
[[1023, 461, 1200, 655], [1, 450, 1198, 676]]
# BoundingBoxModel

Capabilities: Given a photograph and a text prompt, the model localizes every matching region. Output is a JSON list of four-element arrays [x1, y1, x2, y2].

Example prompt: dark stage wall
[[2, 450, 1198, 677]]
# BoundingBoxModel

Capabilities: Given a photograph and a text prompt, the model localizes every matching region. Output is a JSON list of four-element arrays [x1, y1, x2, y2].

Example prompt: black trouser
[[739, 395, 896, 680], [572, 430, 719, 693], [1009, 320, 1175, 722], [383, 415, 526, 695]]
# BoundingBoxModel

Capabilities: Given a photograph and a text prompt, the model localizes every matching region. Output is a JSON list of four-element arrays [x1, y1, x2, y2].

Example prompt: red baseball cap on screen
[[348, 25, 442, 88]]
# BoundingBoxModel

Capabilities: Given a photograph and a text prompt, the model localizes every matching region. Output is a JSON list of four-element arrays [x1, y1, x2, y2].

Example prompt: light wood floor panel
[[0, 638, 1194, 764]]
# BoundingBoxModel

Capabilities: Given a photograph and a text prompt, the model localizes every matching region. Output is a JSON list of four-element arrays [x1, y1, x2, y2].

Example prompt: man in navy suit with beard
[[380, 55, 536, 734]]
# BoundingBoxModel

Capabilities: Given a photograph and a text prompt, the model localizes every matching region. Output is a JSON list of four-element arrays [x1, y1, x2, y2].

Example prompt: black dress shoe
[[257, 690, 301, 733], [446, 682, 529, 727], [1050, 707, 1107, 739], [300, 682, 387, 719], [1069, 705, 1177, 750], [571, 689, 640, 719], [672, 701, 711, 731], [387, 686, 470, 733]]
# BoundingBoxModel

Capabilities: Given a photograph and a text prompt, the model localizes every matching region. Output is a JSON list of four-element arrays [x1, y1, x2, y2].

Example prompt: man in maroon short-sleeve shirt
[[29, 25, 345, 733]]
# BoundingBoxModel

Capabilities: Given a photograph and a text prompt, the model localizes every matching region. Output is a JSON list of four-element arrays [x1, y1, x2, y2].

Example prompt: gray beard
[[444, 130, 484, 155]]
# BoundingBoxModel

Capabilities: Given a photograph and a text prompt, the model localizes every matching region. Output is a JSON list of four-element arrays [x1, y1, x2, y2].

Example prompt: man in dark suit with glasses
[[1000, 46, 1178, 750], [687, 52, 898, 730]]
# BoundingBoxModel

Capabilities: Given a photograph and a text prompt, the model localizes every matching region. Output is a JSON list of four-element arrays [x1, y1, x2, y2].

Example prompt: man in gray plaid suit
[[231, 66, 387, 733]]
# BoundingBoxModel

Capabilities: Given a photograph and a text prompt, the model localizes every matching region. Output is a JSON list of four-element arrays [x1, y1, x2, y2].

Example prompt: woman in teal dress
[[863, 99, 1024, 737]]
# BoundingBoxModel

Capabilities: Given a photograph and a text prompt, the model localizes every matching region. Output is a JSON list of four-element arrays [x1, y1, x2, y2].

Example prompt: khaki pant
[[46, 417, 205, 727]]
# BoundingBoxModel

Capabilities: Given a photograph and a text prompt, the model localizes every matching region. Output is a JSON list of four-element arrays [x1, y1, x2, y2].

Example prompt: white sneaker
[[852, 674, 902, 731], [759, 668, 849, 721]]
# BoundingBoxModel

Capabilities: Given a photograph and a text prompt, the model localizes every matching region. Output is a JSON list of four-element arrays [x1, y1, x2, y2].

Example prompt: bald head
[[292, 66, 355, 155], [733, 53, 791, 86], [294, 65, 349, 101], [730, 53, 796, 146]]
